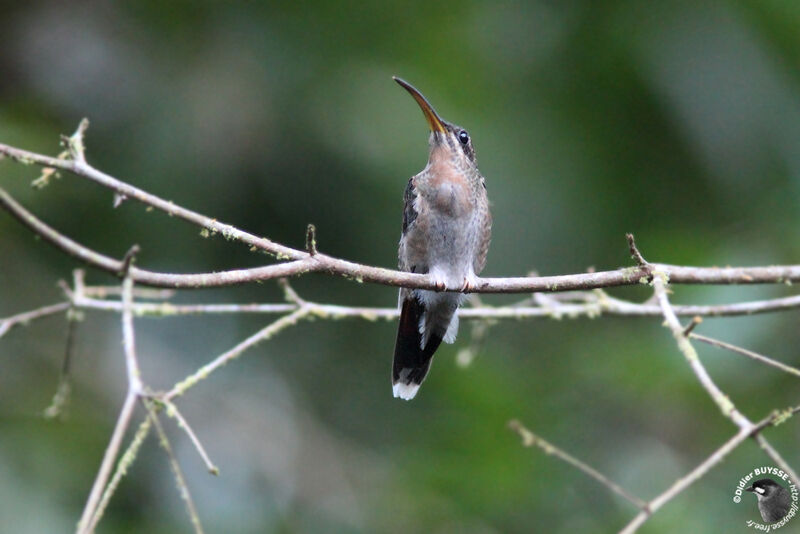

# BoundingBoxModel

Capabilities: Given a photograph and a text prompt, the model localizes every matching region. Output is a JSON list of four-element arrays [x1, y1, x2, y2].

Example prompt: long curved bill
[[393, 77, 446, 133]]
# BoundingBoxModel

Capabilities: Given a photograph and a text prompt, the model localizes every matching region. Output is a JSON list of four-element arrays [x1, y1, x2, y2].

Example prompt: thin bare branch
[[118, 244, 140, 277], [63, 118, 89, 164], [165, 307, 311, 400], [278, 278, 306, 306], [144, 401, 205, 534], [0, 184, 318, 288], [619, 409, 797, 533], [77, 274, 144, 533], [83, 284, 176, 300], [65, 292, 800, 320], [162, 399, 219, 475], [74, 296, 298, 317], [753, 434, 800, 488], [76, 391, 138, 534], [121, 277, 143, 394], [305, 223, 317, 256], [456, 298, 494, 368], [620, 422, 756, 533], [0, 141, 302, 260], [682, 316, 702, 336], [0, 301, 71, 339], [690, 333, 800, 378], [626, 233, 649, 269], [43, 307, 79, 419], [89, 417, 153, 531], [652, 274, 751, 427], [508, 420, 647, 510]]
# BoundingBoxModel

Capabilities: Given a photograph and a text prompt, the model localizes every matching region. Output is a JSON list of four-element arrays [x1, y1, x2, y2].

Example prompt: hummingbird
[[391, 77, 492, 400]]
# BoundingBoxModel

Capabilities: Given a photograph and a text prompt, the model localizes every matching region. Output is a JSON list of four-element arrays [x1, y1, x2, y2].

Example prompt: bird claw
[[460, 277, 479, 293], [428, 273, 478, 293]]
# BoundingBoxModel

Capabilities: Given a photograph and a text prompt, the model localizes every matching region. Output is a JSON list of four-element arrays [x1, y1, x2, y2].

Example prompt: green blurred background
[[1, 1, 799, 532]]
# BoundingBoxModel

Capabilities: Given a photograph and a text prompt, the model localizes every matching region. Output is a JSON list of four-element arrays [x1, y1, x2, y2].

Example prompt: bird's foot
[[459, 275, 480, 293], [428, 270, 449, 292]]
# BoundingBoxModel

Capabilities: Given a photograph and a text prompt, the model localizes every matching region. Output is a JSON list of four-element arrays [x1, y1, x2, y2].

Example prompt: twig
[[68, 293, 800, 319], [89, 417, 153, 531], [508, 420, 647, 510], [7, 289, 800, 337], [456, 314, 493, 367], [690, 333, 800, 378], [753, 434, 800, 488], [0, 142, 302, 259], [682, 316, 702, 336], [0, 185, 318, 288], [305, 223, 317, 256], [77, 275, 144, 533], [651, 274, 751, 427], [83, 284, 176, 300], [43, 307, 79, 419], [120, 276, 144, 394], [162, 399, 219, 475], [118, 244, 140, 277], [0, 301, 71, 339], [278, 278, 306, 306], [144, 401, 205, 534], [626, 233, 648, 268], [165, 307, 311, 400], [76, 391, 138, 534], [73, 296, 298, 316], [619, 419, 763, 534], [63, 118, 89, 164]]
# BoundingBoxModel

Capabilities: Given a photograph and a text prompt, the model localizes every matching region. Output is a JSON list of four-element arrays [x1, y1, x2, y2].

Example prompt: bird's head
[[393, 77, 477, 168], [746, 478, 784, 499]]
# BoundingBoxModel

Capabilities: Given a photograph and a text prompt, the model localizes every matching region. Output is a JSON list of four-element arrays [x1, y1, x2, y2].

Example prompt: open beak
[[393, 77, 446, 134]]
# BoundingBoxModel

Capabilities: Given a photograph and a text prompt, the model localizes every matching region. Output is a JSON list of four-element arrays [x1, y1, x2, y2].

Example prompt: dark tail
[[392, 296, 444, 400]]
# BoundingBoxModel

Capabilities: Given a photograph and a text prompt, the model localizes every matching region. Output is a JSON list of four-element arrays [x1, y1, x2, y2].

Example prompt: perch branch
[[5, 145, 800, 291]]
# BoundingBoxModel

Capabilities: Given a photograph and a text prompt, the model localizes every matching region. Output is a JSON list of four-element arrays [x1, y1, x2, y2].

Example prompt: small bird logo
[[745, 478, 792, 522], [391, 77, 491, 400]]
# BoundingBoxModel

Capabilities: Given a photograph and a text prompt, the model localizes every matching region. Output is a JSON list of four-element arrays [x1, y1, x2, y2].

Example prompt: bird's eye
[[458, 130, 469, 144]]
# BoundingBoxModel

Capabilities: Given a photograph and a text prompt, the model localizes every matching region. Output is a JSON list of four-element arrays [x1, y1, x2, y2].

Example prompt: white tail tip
[[392, 382, 420, 400]]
